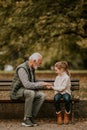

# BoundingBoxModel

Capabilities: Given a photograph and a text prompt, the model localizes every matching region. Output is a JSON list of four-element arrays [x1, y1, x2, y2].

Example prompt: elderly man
[[10, 52, 51, 127]]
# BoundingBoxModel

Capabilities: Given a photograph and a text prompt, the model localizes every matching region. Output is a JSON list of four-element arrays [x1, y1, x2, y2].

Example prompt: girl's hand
[[47, 85, 54, 89]]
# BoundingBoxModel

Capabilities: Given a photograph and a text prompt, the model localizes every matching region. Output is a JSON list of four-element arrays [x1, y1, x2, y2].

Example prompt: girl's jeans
[[54, 93, 71, 113]]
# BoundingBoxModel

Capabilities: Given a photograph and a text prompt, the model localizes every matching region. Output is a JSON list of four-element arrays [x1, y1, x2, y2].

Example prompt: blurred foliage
[[0, 0, 87, 70]]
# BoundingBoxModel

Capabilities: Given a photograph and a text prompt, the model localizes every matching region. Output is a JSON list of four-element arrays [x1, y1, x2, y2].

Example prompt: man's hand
[[42, 82, 53, 89], [42, 82, 52, 86]]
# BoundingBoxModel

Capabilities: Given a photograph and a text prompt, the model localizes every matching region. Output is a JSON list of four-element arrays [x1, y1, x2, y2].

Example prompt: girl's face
[[54, 66, 64, 75]]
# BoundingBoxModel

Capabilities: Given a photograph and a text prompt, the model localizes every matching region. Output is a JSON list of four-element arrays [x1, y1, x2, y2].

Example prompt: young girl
[[53, 61, 71, 125]]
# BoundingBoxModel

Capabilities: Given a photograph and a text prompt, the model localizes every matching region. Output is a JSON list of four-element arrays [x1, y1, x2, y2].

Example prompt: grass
[[36, 70, 87, 73], [0, 70, 87, 74]]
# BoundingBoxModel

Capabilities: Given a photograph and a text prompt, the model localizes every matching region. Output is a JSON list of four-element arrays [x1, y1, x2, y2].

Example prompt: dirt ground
[[0, 118, 87, 130]]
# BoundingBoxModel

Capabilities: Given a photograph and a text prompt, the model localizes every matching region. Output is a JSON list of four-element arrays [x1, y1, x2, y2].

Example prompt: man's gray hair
[[29, 52, 42, 61]]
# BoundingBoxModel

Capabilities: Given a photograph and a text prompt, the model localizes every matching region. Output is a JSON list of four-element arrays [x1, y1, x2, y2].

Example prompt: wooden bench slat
[[0, 98, 80, 103], [0, 82, 79, 86], [0, 79, 79, 82], [0, 83, 12, 86]]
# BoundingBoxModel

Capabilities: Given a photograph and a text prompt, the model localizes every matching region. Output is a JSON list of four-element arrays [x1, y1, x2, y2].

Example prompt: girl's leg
[[63, 93, 71, 124], [54, 93, 63, 125], [54, 93, 62, 112], [63, 93, 71, 113]]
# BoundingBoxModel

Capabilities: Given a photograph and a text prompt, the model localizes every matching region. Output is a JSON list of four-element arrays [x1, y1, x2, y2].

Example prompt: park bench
[[0, 79, 80, 123]]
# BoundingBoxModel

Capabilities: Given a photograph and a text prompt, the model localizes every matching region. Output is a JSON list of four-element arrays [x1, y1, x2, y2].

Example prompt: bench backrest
[[0, 79, 79, 91]]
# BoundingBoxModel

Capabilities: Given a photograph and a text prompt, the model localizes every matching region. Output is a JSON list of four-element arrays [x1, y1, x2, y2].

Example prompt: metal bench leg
[[71, 101, 75, 124]]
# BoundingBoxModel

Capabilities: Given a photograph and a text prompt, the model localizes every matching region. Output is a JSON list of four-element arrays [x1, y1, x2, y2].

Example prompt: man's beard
[[34, 65, 38, 70]]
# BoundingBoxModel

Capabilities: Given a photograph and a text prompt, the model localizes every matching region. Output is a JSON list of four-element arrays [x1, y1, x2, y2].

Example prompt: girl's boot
[[56, 111, 63, 125], [64, 111, 70, 124]]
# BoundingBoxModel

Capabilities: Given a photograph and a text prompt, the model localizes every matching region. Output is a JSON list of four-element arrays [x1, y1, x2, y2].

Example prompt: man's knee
[[24, 90, 35, 98], [37, 92, 46, 101]]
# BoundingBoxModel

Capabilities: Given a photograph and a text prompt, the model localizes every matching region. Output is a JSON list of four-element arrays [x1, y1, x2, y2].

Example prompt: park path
[[0, 118, 87, 130]]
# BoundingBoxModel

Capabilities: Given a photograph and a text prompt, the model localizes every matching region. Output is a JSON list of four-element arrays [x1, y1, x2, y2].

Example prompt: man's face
[[37, 58, 42, 67], [33, 58, 42, 69]]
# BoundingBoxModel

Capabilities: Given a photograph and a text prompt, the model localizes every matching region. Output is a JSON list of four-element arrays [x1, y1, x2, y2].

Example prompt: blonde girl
[[53, 61, 71, 125]]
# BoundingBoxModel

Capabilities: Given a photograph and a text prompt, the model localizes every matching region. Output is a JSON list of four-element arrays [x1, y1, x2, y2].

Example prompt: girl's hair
[[55, 61, 70, 76]]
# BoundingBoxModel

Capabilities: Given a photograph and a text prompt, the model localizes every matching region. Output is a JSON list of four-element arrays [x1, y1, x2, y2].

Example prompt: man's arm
[[18, 68, 44, 89], [18, 68, 51, 89]]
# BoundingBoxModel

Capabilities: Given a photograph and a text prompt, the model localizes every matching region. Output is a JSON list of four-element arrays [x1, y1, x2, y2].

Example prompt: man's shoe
[[30, 117, 38, 126], [22, 118, 34, 127]]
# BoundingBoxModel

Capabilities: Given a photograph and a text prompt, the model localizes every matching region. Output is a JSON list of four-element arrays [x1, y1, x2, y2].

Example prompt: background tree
[[0, 0, 87, 70]]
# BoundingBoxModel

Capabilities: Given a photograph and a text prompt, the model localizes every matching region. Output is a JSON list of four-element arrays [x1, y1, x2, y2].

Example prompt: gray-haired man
[[10, 52, 51, 127]]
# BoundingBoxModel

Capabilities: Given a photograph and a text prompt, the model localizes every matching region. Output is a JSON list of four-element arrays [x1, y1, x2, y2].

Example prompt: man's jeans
[[24, 90, 46, 119], [54, 93, 71, 113]]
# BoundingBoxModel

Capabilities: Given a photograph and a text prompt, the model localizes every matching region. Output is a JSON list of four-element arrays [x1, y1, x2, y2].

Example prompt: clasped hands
[[42, 82, 53, 89]]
